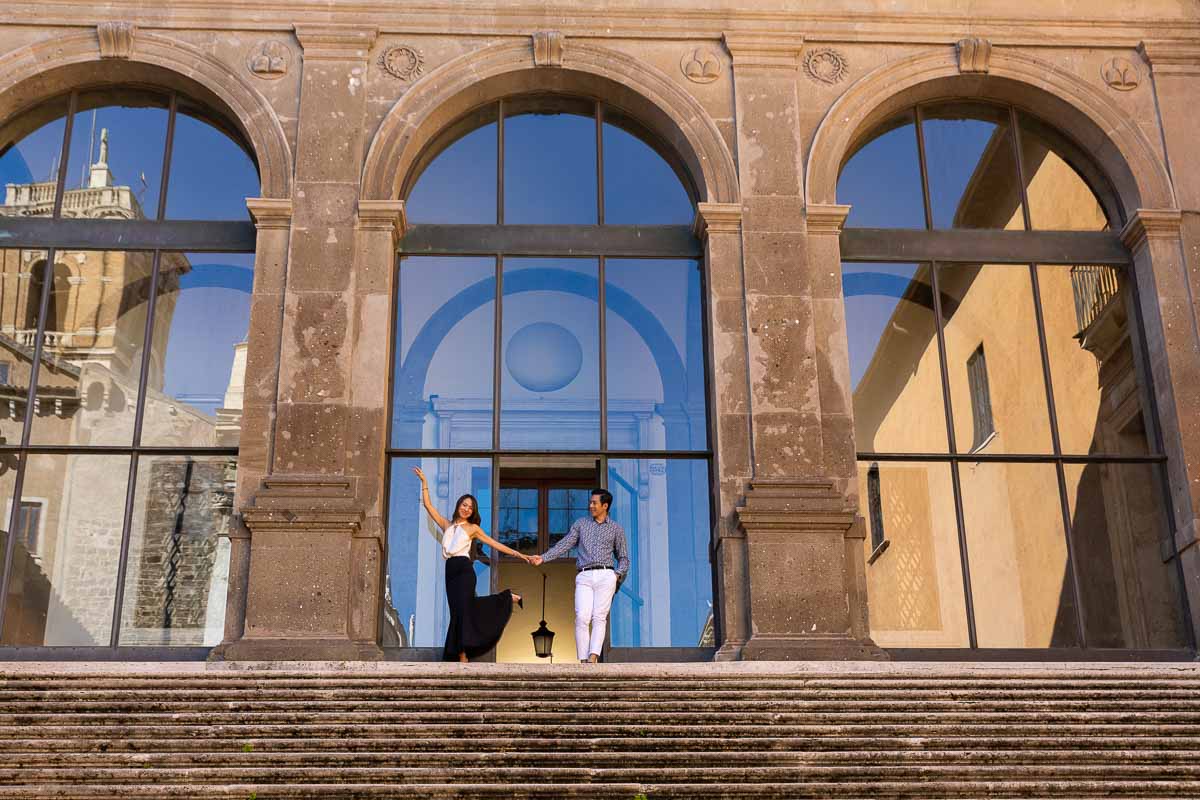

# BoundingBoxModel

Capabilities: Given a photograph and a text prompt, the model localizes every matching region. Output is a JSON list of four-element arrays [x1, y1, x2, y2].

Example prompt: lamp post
[[531, 571, 555, 660]]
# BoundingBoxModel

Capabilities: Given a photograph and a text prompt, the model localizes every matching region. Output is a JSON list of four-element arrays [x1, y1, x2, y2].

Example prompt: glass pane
[[500, 258, 599, 450], [1036, 265, 1149, 456], [504, 107, 597, 224], [1, 453, 130, 646], [607, 458, 712, 648], [606, 259, 707, 450], [1018, 112, 1113, 231], [843, 262, 948, 453], [29, 250, 151, 446], [548, 509, 568, 534], [385, 456, 492, 648], [921, 104, 1025, 230], [118, 455, 234, 646], [165, 101, 259, 220], [141, 252, 254, 447], [938, 263, 1053, 454], [1065, 462, 1188, 649], [0, 95, 69, 215], [64, 91, 169, 221], [391, 257, 495, 450], [548, 489, 568, 508], [960, 461, 1080, 647], [858, 461, 969, 648], [570, 488, 590, 508], [0, 248, 53, 443], [603, 118, 692, 225], [838, 112, 925, 229], [406, 106, 498, 224]]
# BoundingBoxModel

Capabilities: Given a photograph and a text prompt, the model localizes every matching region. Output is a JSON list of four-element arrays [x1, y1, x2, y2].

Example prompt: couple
[[413, 467, 630, 664]]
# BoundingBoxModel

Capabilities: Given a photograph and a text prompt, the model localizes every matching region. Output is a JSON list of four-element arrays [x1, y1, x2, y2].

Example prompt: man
[[531, 488, 629, 664]]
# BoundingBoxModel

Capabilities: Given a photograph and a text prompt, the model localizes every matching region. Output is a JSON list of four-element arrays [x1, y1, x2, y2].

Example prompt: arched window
[[838, 101, 1188, 652], [387, 97, 714, 658], [0, 87, 259, 652]]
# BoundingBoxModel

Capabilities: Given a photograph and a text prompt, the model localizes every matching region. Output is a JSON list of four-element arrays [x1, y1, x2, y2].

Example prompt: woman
[[413, 467, 531, 663]]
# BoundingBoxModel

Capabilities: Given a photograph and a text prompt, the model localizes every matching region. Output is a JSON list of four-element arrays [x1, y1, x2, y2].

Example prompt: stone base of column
[[741, 634, 888, 661], [217, 475, 386, 662], [713, 640, 746, 661], [736, 478, 886, 661], [213, 638, 383, 661]]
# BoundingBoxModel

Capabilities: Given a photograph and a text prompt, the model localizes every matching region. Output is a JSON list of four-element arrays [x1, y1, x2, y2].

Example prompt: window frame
[[385, 95, 720, 655], [0, 87, 257, 654], [840, 100, 1190, 653]]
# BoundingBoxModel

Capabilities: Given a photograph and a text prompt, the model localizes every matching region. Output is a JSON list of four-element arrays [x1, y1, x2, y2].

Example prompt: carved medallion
[[804, 48, 848, 84], [247, 40, 291, 79], [681, 48, 721, 84], [1101, 57, 1140, 91], [381, 45, 425, 81]]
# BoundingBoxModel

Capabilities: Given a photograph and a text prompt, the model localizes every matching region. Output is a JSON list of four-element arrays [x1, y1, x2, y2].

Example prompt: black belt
[[578, 565, 613, 573]]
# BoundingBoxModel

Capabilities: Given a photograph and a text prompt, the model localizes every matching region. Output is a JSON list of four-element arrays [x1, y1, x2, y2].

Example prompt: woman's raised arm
[[411, 467, 452, 532]]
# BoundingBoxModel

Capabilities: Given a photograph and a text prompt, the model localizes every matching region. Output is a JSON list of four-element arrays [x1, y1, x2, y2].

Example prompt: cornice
[[356, 199, 408, 245], [722, 33, 805, 70], [293, 24, 378, 61], [246, 197, 294, 230], [1140, 40, 1200, 77], [1120, 208, 1183, 253], [7, 4, 1200, 48], [805, 203, 851, 236], [693, 202, 742, 239]]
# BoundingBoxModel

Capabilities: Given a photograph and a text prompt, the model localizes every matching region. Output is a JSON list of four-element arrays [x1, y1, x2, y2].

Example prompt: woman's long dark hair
[[452, 493, 482, 526]]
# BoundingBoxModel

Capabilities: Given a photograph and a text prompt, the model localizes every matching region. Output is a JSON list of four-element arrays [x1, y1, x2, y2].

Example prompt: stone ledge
[[3, 660, 1198, 677]]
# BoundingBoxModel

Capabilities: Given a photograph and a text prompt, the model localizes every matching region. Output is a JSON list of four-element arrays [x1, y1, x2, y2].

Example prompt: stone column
[[221, 24, 383, 660], [694, 202, 752, 660], [1137, 43, 1200, 642], [722, 34, 883, 660], [216, 197, 293, 652], [1121, 210, 1200, 644]]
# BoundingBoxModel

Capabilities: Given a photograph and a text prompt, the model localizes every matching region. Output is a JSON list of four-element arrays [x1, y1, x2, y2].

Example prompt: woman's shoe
[[512, 593, 524, 609]]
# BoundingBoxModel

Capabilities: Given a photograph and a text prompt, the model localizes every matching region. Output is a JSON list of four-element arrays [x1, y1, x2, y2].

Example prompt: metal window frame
[[383, 97, 719, 659], [0, 87, 254, 658], [842, 100, 1194, 653]]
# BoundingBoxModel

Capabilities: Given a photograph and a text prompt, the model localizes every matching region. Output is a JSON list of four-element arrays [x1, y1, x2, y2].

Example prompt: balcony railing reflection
[[1070, 264, 1121, 335]]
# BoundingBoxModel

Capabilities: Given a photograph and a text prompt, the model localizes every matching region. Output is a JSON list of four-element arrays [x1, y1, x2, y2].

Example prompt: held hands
[[529, 555, 544, 566]]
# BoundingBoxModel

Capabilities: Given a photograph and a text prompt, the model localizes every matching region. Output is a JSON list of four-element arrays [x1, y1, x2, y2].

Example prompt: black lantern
[[531, 572, 555, 659]]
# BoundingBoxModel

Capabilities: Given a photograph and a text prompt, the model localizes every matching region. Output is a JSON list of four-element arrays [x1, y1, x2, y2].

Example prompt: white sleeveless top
[[441, 523, 472, 559]]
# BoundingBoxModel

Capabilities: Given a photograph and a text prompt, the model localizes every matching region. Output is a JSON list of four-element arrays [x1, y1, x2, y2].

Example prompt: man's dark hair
[[591, 488, 613, 510]]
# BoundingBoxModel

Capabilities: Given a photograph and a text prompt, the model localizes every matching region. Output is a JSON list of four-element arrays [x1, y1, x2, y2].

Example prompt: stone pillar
[[1138, 44, 1200, 643], [695, 202, 752, 661], [217, 197, 294, 651], [1121, 210, 1200, 644], [220, 24, 384, 660], [722, 34, 883, 660]]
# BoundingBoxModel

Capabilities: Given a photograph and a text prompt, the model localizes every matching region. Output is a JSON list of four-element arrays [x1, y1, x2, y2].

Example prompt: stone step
[[0, 723, 1192, 743], [2, 781, 1199, 800], [5, 764, 1200, 785], [4, 749, 1200, 769], [3, 698, 1194, 715], [4, 687, 1198, 704], [2, 709, 1197, 726], [3, 734, 1195, 754]]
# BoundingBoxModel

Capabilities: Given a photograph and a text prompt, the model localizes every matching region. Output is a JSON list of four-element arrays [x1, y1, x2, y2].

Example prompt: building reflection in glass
[[0, 92, 255, 647], [841, 104, 1188, 650]]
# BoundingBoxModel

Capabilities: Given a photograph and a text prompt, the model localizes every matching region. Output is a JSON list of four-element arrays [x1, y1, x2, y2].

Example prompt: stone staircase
[[0, 661, 1199, 798]]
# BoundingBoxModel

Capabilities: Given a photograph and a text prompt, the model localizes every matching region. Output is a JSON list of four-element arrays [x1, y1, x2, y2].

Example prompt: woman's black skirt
[[443, 555, 514, 661]]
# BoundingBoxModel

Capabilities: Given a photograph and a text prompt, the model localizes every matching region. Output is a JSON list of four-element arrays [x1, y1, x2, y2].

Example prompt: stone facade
[[0, 1, 1198, 660]]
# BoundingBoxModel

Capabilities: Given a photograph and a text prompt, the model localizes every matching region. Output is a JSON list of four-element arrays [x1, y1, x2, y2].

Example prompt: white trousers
[[574, 568, 618, 661]]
